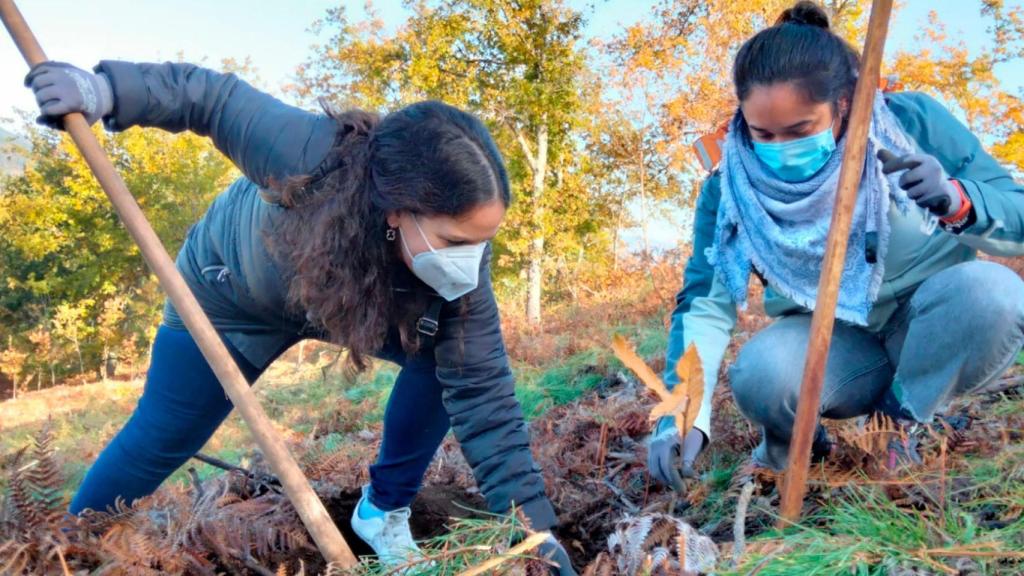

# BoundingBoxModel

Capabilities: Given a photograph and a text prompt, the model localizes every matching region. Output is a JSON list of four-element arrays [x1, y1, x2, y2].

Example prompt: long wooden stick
[[778, 0, 895, 523], [0, 1, 357, 566]]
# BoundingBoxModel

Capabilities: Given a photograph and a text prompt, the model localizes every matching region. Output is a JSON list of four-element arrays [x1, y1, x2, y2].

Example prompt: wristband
[[941, 180, 972, 225]]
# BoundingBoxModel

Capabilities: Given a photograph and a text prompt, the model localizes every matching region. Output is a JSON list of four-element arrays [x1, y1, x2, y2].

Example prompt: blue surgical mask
[[752, 123, 837, 182], [400, 215, 486, 301]]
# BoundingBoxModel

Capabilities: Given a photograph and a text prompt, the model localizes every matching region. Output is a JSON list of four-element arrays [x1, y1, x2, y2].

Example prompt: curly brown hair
[[270, 101, 511, 372]]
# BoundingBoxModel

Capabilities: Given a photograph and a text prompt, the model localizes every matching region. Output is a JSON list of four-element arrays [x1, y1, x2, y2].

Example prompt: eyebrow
[[748, 119, 814, 132], [442, 228, 499, 244], [440, 231, 487, 243]]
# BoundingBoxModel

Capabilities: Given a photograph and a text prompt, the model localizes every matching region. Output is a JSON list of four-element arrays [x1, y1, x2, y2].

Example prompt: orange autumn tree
[[888, 1, 1024, 173], [604, 0, 871, 190], [609, 0, 1024, 184]]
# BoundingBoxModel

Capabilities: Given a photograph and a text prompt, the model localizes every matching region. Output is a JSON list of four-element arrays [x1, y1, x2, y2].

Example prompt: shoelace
[[381, 508, 417, 555]]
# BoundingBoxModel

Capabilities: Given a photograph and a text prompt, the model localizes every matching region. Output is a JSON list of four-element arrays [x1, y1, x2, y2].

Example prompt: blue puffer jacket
[[664, 91, 1024, 438], [94, 60, 558, 529]]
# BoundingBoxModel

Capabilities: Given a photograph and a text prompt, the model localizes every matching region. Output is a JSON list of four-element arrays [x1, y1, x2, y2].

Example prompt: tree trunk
[[612, 200, 625, 271], [525, 122, 549, 326], [105, 352, 117, 380], [101, 344, 109, 383], [73, 335, 84, 378], [638, 144, 650, 260]]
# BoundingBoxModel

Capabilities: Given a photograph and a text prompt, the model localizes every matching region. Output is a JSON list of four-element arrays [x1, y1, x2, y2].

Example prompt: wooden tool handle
[[0, 0, 356, 566], [779, 0, 895, 523]]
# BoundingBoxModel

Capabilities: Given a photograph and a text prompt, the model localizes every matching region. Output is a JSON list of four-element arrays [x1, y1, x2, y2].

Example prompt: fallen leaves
[[611, 335, 704, 437]]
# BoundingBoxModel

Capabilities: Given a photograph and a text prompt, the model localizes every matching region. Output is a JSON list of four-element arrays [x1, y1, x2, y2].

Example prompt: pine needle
[[456, 531, 551, 576]]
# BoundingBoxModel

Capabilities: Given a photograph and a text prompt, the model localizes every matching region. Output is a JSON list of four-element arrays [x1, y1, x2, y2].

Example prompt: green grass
[[725, 430, 1024, 576], [347, 509, 547, 575], [729, 493, 1015, 574]]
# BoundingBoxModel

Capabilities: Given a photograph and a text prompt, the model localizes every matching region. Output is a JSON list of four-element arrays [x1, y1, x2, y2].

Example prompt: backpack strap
[[416, 297, 444, 348]]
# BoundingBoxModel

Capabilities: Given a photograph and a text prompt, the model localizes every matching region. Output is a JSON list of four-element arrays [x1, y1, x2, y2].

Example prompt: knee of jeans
[[985, 264, 1024, 327], [729, 341, 800, 421], [939, 261, 1024, 331]]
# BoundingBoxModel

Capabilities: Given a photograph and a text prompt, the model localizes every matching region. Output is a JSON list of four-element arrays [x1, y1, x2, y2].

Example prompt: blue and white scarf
[[710, 93, 926, 325]]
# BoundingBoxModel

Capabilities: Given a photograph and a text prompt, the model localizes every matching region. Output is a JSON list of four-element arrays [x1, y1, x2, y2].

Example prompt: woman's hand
[[24, 62, 113, 129], [878, 149, 962, 218], [647, 416, 704, 492]]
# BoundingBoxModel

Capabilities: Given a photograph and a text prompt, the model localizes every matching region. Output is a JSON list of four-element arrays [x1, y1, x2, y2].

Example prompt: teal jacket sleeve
[[889, 92, 1024, 256], [664, 172, 721, 392], [94, 60, 339, 190]]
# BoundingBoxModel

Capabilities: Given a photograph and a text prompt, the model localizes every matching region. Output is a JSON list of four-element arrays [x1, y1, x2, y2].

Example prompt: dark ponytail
[[733, 1, 860, 111]]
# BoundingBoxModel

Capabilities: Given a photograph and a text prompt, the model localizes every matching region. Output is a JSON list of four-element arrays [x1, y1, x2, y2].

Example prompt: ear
[[837, 97, 850, 120], [386, 211, 402, 229]]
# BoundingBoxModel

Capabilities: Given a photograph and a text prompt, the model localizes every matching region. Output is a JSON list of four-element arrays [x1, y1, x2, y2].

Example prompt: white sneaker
[[350, 485, 423, 567]]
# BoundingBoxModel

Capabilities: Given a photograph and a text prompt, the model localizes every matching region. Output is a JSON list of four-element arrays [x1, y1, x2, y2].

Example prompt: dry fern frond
[[0, 426, 83, 574], [28, 423, 65, 524], [606, 513, 718, 575], [841, 412, 899, 458]]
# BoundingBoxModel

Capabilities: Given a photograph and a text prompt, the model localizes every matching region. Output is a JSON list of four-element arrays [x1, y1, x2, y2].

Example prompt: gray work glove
[[24, 61, 113, 130], [647, 416, 704, 492], [878, 149, 961, 218], [538, 535, 577, 576]]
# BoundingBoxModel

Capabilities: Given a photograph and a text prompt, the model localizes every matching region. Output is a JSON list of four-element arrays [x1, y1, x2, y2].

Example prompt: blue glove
[[538, 536, 577, 576], [878, 149, 961, 218], [24, 61, 113, 130], [647, 416, 704, 492]]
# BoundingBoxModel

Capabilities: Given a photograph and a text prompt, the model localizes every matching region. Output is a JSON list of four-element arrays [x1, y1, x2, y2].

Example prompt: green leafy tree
[[0, 120, 236, 384], [0, 335, 28, 400], [293, 0, 592, 325]]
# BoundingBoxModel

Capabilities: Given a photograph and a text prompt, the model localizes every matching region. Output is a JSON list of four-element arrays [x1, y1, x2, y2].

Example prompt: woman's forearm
[[96, 60, 337, 188]]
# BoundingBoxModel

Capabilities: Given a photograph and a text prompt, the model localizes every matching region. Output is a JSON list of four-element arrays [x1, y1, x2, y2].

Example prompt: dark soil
[[324, 485, 488, 559]]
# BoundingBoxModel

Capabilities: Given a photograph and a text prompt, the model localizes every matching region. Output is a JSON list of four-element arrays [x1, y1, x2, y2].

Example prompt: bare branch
[[512, 125, 538, 174]]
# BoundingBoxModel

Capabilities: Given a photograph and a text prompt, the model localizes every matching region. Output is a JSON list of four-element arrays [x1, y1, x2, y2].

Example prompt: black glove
[[878, 149, 961, 218], [538, 536, 577, 576], [24, 61, 113, 129]]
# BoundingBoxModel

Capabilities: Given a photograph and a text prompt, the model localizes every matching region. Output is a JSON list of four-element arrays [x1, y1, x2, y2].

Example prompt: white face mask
[[399, 214, 487, 301]]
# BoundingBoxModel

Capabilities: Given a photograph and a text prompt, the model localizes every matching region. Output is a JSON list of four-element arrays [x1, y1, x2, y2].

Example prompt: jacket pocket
[[200, 264, 232, 284]]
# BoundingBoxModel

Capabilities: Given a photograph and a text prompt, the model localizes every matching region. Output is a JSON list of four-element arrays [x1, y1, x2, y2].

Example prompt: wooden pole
[[778, 0, 895, 524], [0, 1, 357, 566]]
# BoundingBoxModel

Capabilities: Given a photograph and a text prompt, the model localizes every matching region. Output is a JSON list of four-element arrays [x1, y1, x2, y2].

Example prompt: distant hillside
[[0, 126, 27, 175]]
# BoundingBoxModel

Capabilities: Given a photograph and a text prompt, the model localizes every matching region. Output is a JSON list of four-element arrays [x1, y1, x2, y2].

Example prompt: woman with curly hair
[[25, 59, 574, 573]]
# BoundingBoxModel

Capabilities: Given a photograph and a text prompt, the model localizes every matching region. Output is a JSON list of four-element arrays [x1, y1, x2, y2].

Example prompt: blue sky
[[1, 1, 1019, 122], [1, 1, 1019, 251]]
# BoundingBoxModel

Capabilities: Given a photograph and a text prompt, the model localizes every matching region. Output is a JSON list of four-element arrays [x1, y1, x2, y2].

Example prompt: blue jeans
[[69, 325, 450, 514], [729, 261, 1024, 470]]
